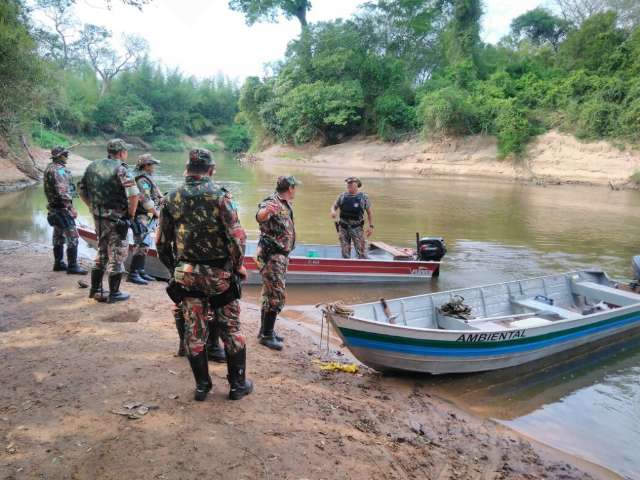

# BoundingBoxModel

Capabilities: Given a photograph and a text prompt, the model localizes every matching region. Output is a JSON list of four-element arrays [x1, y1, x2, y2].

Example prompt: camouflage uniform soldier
[[78, 139, 139, 303], [157, 148, 253, 401], [43, 146, 87, 275], [330, 177, 374, 259], [127, 153, 162, 285], [255, 175, 299, 351]]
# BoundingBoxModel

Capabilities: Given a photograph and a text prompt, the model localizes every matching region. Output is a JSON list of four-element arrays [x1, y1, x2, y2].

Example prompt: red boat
[[77, 224, 445, 284]]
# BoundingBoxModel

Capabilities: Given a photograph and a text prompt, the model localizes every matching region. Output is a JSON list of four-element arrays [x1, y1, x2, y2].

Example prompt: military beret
[[187, 148, 215, 168], [276, 175, 301, 190], [107, 138, 128, 153], [345, 176, 362, 187], [50, 145, 69, 159], [137, 153, 160, 168]]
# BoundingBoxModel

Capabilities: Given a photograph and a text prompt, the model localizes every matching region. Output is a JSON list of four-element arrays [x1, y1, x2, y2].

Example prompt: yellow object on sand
[[314, 360, 359, 374]]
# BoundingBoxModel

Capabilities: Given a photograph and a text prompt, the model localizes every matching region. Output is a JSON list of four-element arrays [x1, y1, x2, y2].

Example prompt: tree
[[552, 0, 640, 28], [442, 0, 482, 68], [78, 24, 148, 96], [228, 0, 311, 29], [32, 0, 77, 66], [511, 7, 571, 52]]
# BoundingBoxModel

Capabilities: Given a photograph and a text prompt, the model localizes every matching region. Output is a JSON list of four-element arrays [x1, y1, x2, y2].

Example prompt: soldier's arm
[[256, 199, 279, 223], [53, 168, 74, 209], [137, 179, 159, 217], [220, 193, 246, 272], [77, 172, 90, 207], [364, 194, 374, 236], [156, 203, 176, 272], [117, 165, 140, 217], [330, 194, 342, 219]]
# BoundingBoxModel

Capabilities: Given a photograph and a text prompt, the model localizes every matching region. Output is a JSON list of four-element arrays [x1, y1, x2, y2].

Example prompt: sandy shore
[[0, 240, 619, 479], [257, 131, 640, 188]]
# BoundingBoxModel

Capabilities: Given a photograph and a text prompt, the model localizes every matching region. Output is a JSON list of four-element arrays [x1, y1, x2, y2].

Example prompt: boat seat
[[512, 298, 581, 320], [572, 281, 640, 307]]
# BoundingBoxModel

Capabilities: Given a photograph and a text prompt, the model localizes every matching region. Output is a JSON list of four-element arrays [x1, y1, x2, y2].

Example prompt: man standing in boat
[[128, 153, 162, 285], [156, 148, 252, 401], [78, 139, 139, 303], [255, 175, 299, 351], [330, 177, 374, 259]]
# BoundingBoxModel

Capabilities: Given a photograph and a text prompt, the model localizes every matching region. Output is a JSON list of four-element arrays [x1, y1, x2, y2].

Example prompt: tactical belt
[[258, 239, 290, 257], [339, 220, 365, 229], [179, 258, 228, 268]]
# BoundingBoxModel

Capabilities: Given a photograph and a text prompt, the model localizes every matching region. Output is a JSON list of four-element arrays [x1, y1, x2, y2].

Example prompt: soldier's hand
[[236, 265, 248, 281], [366, 227, 374, 238], [70, 207, 78, 219], [330, 210, 337, 220]]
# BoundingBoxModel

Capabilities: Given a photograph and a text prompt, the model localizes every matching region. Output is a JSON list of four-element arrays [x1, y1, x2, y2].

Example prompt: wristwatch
[[369, 225, 374, 228]]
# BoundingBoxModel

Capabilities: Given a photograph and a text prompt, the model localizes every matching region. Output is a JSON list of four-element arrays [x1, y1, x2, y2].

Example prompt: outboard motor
[[631, 256, 640, 289], [416, 234, 446, 262]]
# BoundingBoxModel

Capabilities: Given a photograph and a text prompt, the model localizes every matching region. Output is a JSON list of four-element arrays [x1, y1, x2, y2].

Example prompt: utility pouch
[[47, 212, 61, 228], [115, 218, 130, 240], [166, 278, 207, 304], [209, 275, 242, 309], [130, 219, 144, 237]]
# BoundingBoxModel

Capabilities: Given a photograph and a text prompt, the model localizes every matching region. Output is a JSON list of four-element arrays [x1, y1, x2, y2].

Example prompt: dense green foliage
[[237, 0, 640, 156]]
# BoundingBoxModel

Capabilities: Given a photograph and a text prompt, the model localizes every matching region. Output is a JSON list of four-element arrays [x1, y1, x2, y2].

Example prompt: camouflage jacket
[[256, 192, 296, 255], [135, 170, 162, 215], [78, 158, 139, 218], [43, 160, 76, 211], [157, 176, 246, 272]]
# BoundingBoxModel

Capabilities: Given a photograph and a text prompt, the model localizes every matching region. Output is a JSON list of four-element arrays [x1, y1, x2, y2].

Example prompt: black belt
[[179, 258, 228, 268], [339, 220, 364, 229]]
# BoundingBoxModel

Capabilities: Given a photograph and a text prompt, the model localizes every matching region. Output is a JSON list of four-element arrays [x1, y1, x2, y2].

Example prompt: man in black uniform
[[330, 177, 374, 258]]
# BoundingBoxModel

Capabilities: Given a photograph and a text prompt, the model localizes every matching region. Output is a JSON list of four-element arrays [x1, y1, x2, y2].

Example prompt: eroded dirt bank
[[0, 241, 617, 480], [257, 130, 640, 188]]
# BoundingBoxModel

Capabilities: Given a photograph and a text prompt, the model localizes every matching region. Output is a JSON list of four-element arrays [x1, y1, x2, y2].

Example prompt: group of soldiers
[[43, 139, 375, 402]]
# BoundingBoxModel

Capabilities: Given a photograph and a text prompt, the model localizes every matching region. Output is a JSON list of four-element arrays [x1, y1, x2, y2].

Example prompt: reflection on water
[[2, 146, 640, 477]]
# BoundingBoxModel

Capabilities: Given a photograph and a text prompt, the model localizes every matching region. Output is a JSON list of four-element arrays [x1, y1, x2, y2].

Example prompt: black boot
[[257, 310, 284, 342], [175, 307, 186, 357], [188, 351, 212, 401], [259, 311, 283, 351], [53, 245, 67, 271], [127, 255, 148, 285], [138, 255, 155, 281], [89, 268, 105, 300], [66, 246, 88, 275], [207, 320, 226, 363], [227, 347, 253, 400], [107, 273, 130, 303]]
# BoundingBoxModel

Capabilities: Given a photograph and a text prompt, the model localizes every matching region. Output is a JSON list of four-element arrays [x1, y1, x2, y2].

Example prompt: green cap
[[107, 138, 128, 153], [187, 148, 215, 168], [345, 176, 362, 187], [137, 153, 160, 168], [276, 175, 301, 190], [50, 145, 69, 160]]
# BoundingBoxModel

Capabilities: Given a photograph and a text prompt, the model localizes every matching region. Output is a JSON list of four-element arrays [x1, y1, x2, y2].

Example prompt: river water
[[1, 146, 639, 478]]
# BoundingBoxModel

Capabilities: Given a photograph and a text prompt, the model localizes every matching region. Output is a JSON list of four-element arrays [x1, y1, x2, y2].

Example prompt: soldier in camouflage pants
[[78, 139, 139, 303], [255, 176, 299, 351], [43, 146, 86, 275], [157, 148, 252, 402], [330, 177, 374, 259]]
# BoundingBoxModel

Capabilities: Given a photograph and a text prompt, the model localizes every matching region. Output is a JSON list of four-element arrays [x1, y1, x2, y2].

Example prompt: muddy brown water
[[0, 146, 639, 479]]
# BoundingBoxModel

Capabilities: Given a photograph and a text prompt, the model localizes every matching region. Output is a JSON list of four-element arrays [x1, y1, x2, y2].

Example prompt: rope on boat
[[316, 302, 354, 352], [438, 294, 473, 321]]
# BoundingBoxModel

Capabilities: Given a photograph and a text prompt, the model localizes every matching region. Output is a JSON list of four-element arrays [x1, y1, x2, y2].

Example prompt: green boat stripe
[[339, 310, 640, 349]]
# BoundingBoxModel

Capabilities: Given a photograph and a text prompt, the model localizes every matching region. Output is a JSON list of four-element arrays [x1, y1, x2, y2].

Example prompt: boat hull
[[328, 307, 640, 374], [77, 225, 440, 284]]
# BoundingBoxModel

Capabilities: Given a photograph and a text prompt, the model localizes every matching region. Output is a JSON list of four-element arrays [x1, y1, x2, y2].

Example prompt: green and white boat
[[322, 269, 640, 374]]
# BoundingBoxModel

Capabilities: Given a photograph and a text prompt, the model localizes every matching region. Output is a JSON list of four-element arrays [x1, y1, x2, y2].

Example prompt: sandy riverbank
[[257, 130, 640, 188], [0, 240, 619, 479]]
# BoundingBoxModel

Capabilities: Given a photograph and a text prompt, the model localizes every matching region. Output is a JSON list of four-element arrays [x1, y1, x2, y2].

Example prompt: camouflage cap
[[345, 176, 362, 187], [276, 175, 301, 190], [50, 145, 69, 160], [187, 148, 215, 169], [107, 138, 128, 153], [137, 153, 160, 168]]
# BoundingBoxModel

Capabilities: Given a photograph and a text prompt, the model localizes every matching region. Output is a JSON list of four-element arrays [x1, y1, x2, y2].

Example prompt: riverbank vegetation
[[236, 0, 640, 156], [1, 0, 241, 154]]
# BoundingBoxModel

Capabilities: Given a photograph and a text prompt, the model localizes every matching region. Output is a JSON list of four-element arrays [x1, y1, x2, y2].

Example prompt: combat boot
[[107, 273, 130, 303], [89, 268, 105, 300], [257, 310, 285, 342], [174, 307, 186, 357], [53, 245, 67, 271], [137, 255, 155, 282], [188, 351, 212, 401], [66, 246, 87, 275], [227, 347, 253, 400], [127, 255, 148, 285], [207, 320, 226, 363], [259, 311, 283, 351]]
